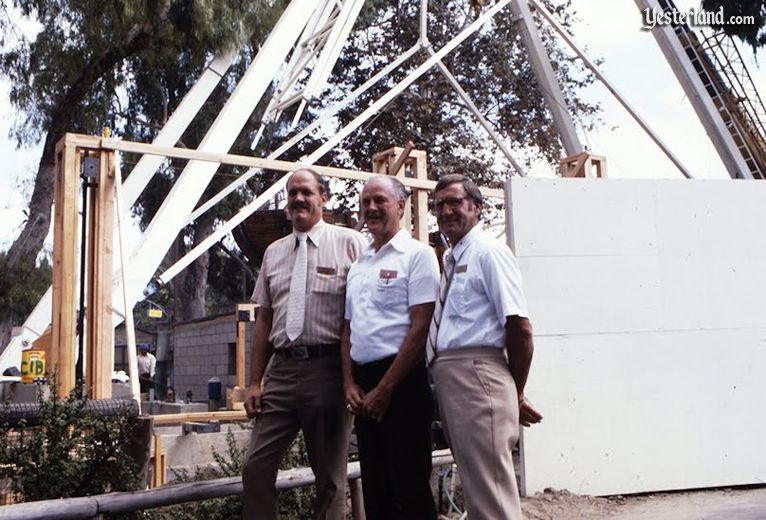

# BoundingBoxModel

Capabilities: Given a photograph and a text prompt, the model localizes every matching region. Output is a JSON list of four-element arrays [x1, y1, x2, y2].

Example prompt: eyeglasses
[[429, 196, 468, 212]]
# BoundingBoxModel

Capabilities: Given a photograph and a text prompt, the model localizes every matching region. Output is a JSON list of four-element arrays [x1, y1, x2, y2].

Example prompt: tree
[[0, 0, 279, 343], [292, 0, 599, 189], [702, 0, 766, 49]]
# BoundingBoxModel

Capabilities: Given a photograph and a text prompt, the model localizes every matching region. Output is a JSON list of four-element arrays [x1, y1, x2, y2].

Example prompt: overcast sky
[[0, 0, 764, 250]]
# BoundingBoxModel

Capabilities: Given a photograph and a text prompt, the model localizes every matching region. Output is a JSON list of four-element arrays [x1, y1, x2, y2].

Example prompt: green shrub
[[0, 382, 139, 502]]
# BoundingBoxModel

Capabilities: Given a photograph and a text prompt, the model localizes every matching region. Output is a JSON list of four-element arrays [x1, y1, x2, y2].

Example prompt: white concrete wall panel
[[509, 178, 766, 496]]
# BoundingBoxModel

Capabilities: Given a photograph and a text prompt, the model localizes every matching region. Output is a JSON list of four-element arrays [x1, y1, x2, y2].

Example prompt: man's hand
[[344, 382, 366, 416], [519, 395, 543, 427], [244, 383, 264, 419], [362, 385, 392, 422]]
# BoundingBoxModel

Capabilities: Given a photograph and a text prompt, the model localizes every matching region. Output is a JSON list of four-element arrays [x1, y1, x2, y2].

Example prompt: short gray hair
[[369, 175, 409, 202]]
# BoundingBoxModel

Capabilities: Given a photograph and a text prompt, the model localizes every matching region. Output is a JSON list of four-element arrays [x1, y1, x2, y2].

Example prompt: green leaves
[[0, 381, 139, 502]]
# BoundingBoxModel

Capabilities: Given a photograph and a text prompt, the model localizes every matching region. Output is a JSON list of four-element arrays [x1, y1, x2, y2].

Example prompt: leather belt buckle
[[291, 346, 309, 360]]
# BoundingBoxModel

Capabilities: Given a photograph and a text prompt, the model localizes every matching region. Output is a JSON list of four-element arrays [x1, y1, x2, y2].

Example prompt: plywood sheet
[[509, 178, 766, 495]]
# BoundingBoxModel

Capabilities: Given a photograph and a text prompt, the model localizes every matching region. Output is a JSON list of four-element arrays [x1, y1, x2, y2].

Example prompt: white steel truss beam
[[160, 0, 516, 284], [511, 0, 582, 156], [634, 0, 752, 179], [530, 0, 693, 179], [111, 0, 317, 319], [188, 43, 421, 225]]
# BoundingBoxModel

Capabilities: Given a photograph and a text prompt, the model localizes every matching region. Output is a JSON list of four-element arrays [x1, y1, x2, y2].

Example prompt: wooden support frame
[[47, 133, 501, 397], [51, 139, 81, 396], [86, 149, 116, 398], [559, 151, 608, 178], [372, 145, 430, 243]]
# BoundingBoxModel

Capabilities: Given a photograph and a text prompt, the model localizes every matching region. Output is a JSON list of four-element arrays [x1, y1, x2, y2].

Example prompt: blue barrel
[[208, 377, 222, 402]]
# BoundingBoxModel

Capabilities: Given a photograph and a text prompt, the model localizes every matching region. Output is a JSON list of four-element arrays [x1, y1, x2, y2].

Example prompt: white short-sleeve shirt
[[436, 225, 529, 351], [345, 229, 440, 364]]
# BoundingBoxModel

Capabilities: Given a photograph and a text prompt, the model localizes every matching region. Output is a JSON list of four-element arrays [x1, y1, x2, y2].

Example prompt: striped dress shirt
[[252, 219, 367, 349]]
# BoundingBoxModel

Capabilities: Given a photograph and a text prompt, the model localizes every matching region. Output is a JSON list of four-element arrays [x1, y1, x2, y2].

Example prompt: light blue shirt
[[436, 225, 529, 351], [345, 229, 440, 363]]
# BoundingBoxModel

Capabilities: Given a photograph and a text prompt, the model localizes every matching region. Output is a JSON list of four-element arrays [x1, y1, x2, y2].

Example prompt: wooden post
[[230, 304, 255, 409], [51, 137, 81, 396], [411, 150, 428, 244], [371, 146, 428, 240], [152, 434, 166, 488], [86, 149, 116, 399]]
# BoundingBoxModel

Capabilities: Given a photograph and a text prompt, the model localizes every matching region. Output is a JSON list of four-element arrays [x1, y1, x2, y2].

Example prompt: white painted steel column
[[10, 52, 237, 359], [113, 155, 141, 405], [187, 44, 421, 224], [160, 0, 516, 283], [634, 0, 751, 179], [430, 48, 528, 177], [531, 0, 693, 179], [114, 0, 316, 317], [122, 52, 237, 205], [510, 0, 582, 156]]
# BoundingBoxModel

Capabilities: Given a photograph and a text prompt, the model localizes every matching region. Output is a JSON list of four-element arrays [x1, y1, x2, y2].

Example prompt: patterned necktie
[[426, 250, 455, 365], [286, 232, 308, 342]]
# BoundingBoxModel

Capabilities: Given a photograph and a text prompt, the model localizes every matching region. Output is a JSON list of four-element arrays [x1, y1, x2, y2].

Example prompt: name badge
[[455, 264, 468, 273], [317, 266, 336, 275], [379, 269, 398, 281]]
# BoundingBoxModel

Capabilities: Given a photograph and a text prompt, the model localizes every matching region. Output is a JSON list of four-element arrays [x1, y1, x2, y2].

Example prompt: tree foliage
[[0, 0, 280, 341], [293, 0, 599, 190], [702, 0, 766, 49]]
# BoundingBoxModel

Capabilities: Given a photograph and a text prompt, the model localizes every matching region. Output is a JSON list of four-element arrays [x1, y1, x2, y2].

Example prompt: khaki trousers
[[242, 354, 352, 519], [432, 347, 521, 520]]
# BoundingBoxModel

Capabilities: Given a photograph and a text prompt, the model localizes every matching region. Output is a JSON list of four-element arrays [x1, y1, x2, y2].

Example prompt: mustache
[[364, 212, 384, 220], [289, 202, 310, 210]]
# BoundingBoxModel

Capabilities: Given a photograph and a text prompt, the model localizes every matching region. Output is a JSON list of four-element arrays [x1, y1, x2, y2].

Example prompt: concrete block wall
[[173, 314, 255, 402]]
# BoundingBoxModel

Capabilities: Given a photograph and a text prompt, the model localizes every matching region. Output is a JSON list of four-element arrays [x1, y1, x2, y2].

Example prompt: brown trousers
[[432, 347, 521, 520], [242, 354, 352, 519]]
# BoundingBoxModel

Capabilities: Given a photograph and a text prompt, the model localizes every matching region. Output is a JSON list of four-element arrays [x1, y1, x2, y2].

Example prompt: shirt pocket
[[371, 277, 407, 311], [312, 269, 344, 295], [449, 275, 484, 316]]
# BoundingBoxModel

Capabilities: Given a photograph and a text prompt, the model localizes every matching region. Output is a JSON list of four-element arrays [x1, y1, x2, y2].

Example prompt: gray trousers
[[242, 354, 352, 519], [432, 347, 521, 520]]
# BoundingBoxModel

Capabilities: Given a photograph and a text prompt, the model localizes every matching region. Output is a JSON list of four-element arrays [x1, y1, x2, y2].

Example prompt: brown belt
[[274, 343, 340, 360]]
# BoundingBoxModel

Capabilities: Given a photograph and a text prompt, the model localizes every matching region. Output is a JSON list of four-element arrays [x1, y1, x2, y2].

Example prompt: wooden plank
[[86, 149, 115, 398], [236, 321, 246, 389], [51, 139, 80, 396], [151, 410, 248, 426], [61, 134, 505, 199], [152, 434, 164, 488], [412, 151, 429, 243]]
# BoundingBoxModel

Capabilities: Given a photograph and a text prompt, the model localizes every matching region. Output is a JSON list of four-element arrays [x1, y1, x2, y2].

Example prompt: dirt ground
[[522, 486, 766, 519], [437, 486, 766, 519]]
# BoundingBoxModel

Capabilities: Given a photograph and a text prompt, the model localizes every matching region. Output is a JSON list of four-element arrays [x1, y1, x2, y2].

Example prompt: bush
[[0, 382, 139, 503]]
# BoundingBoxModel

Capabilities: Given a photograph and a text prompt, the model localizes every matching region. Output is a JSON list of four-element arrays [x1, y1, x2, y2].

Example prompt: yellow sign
[[148, 308, 163, 319], [21, 350, 46, 383]]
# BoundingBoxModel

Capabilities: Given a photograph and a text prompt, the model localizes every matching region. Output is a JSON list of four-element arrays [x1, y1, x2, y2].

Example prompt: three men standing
[[242, 168, 541, 519], [429, 174, 543, 519], [243, 168, 366, 520], [342, 176, 440, 520]]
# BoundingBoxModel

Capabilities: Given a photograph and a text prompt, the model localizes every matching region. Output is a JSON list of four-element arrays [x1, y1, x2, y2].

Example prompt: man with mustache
[[242, 168, 366, 520], [428, 174, 543, 520], [342, 175, 440, 520]]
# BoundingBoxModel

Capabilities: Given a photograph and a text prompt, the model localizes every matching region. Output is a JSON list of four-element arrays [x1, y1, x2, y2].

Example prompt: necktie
[[286, 233, 308, 342], [426, 250, 455, 365]]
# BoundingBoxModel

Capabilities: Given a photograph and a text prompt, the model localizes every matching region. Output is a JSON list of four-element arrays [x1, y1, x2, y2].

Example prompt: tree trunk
[[171, 212, 215, 323], [0, 2, 174, 349]]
